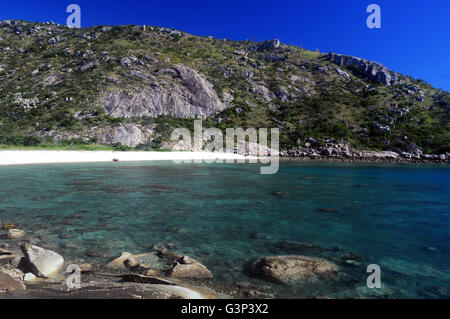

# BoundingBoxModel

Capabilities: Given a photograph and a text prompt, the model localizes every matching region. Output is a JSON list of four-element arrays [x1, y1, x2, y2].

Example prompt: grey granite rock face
[[327, 52, 399, 86], [102, 64, 229, 119], [103, 124, 148, 147], [95, 124, 154, 147]]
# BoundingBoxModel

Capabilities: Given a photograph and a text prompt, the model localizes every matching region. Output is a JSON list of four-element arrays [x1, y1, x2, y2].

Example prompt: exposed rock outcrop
[[250, 39, 281, 51], [105, 251, 169, 273], [102, 64, 229, 119], [249, 82, 273, 102], [6, 229, 25, 239], [98, 124, 151, 147], [282, 139, 450, 163], [20, 243, 64, 278], [106, 252, 145, 270], [168, 256, 213, 279], [327, 52, 399, 86]]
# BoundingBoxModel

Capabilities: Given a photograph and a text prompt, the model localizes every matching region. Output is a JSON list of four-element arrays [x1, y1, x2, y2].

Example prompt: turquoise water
[[0, 161, 449, 298]]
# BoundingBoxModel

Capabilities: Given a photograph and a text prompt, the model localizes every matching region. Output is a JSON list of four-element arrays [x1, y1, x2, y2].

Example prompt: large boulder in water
[[251, 255, 339, 285], [20, 243, 64, 278]]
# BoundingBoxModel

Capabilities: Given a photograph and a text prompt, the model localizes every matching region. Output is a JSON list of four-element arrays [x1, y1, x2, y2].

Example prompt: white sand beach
[[0, 150, 254, 166]]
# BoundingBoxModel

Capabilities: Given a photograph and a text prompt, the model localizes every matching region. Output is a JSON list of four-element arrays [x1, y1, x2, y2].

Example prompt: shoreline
[[0, 150, 254, 166], [0, 150, 448, 166], [280, 156, 450, 165]]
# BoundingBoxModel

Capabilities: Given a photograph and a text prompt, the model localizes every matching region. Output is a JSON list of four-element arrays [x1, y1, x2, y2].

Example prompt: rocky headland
[[280, 139, 449, 164], [0, 20, 448, 158]]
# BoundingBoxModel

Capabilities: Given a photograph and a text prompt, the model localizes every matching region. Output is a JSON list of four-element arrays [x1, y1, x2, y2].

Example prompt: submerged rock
[[270, 191, 290, 198], [274, 241, 318, 253], [20, 243, 64, 278], [317, 208, 339, 214], [251, 255, 339, 285], [341, 252, 363, 266]]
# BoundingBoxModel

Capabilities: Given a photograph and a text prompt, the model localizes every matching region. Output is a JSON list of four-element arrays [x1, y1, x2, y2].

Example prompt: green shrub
[[113, 143, 132, 151]]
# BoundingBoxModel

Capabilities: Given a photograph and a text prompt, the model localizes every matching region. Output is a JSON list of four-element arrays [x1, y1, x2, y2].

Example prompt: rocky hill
[[0, 20, 449, 158]]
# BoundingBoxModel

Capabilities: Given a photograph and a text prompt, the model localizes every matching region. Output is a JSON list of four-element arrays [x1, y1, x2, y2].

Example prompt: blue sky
[[1, 0, 449, 91]]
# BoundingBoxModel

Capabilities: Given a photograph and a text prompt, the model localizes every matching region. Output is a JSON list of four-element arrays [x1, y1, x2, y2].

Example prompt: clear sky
[[1, 0, 449, 91]]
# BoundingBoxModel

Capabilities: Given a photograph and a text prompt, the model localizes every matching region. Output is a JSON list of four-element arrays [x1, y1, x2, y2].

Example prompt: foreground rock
[[105, 252, 161, 271], [2, 280, 216, 299], [120, 274, 177, 286], [252, 256, 339, 285], [106, 250, 213, 280], [168, 256, 213, 279], [105, 252, 136, 270], [20, 243, 64, 278], [0, 271, 26, 292]]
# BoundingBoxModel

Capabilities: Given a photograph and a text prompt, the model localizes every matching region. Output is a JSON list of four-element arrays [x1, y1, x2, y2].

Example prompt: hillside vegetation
[[0, 20, 449, 155]]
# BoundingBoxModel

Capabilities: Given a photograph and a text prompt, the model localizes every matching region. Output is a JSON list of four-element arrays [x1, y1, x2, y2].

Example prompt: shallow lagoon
[[0, 161, 449, 298]]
